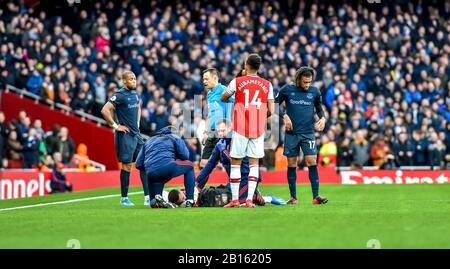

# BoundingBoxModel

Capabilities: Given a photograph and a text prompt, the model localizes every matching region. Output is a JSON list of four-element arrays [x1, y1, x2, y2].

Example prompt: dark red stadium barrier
[[1, 170, 449, 200], [0, 91, 118, 170]]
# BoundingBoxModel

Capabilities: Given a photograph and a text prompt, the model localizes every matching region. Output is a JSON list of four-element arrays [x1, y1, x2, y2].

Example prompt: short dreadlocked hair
[[295, 66, 316, 87]]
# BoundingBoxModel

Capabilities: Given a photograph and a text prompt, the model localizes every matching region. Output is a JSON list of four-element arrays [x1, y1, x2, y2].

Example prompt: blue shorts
[[147, 161, 194, 183], [283, 132, 317, 157], [114, 132, 144, 163]]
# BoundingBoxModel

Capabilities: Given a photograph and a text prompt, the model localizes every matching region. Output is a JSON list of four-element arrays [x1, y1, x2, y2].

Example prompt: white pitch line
[[0, 191, 144, 212]]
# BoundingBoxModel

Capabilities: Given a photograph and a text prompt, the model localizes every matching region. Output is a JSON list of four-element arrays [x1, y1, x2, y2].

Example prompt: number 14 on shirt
[[243, 89, 262, 109]]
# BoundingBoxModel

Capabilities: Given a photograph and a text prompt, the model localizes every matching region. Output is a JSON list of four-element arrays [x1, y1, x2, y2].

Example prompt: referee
[[101, 71, 150, 206], [200, 68, 234, 169]]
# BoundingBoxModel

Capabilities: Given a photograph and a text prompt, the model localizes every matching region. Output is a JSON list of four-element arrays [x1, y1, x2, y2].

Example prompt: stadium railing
[[4, 84, 108, 127], [72, 154, 106, 172]]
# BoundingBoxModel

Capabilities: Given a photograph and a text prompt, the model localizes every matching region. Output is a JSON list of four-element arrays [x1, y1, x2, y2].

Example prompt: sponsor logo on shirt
[[289, 99, 312, 105], [128, 103, 139, 109]]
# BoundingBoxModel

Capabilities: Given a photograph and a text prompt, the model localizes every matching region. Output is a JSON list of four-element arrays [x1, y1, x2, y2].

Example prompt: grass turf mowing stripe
[[0, 191, 143, 212]]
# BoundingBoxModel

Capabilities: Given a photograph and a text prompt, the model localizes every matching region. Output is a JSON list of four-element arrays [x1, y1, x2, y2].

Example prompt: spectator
[[71, 90, 92, 112], [95, 26, 110, 53], [5, 130, 23, 162], [22, 128, 40, 168], [393, 133, 414, 166], [93, 76, 107, 117], [318, 135, 337, 167], [351, 129, 370, 166], [428, 132, 446, 168], [411, 130, 428, 166], [38, 154, 54, 172], [36, 131, 48, 164], [75, 143, 94, 172], [45, 124, 61, 155], [40, 75, 56, 102], [151, 104, 169, 133], [50, 163, 73, 193], [370, 136, 392, 168], [52, 152, 63, 167], [139, 109, 152, 136], [404, 83, 422, 105], [337, 137, 353, 167], [33, 119, 45, 137], [26, 69, 43, 95], [71, 82, 94, 113], [55, 127, 75, 164], [17, 116, 31, 141]]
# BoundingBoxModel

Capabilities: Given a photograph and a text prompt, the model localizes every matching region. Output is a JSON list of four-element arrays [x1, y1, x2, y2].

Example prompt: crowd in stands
[[0, 0, 449, 169], [0, 109, 91, 173]]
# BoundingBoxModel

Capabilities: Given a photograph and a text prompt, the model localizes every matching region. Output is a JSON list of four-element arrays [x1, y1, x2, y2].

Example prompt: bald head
[[121, 71, 137, 90], [121, 71, 135, 81]]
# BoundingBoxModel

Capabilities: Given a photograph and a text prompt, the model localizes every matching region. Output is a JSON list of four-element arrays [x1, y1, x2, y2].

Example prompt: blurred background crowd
[[0, 0, 449, 170]]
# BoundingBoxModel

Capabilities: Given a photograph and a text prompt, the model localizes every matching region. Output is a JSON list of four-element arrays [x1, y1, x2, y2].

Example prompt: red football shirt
[[226, 75, 274, 138]]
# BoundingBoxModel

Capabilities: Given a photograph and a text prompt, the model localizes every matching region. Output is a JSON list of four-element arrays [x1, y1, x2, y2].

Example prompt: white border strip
[[0, 191, 143, 212]]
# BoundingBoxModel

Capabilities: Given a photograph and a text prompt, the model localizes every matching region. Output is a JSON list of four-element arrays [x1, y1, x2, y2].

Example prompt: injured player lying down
[[152, 183, 286, 208]]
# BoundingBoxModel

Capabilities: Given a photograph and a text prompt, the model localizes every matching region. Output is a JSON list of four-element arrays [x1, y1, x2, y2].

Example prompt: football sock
[[308, 165, 320, 199], [140, 170, 149, 196], [247, 165, 259, 201], [120, 169, 130, 198], [287, 167, 297, 199], [184, 167, 195, 200], [238, 181, 248, 202], [230, 165, 241, 201]]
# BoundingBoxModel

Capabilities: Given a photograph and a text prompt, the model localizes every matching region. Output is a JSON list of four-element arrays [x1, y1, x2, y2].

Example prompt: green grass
[[0, 184, 449, 249]]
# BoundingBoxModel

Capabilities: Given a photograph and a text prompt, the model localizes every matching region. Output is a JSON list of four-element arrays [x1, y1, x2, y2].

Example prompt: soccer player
[[135, 126, 196, 208], [200, 68, 234, 169], [276, 66, 328, 205], [101, 71, 149, 206], [221, 53, 275, 208]]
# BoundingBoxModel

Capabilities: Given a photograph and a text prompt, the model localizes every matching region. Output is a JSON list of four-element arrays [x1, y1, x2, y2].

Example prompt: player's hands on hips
[[284, 114, 293, 131], [117, 125, 130, 133], [315, 117, 326, 132]]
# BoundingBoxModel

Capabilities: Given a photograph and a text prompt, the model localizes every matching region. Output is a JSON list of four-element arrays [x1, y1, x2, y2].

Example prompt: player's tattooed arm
[[314, 90, 326, 132], [101, 101, 130, 133]]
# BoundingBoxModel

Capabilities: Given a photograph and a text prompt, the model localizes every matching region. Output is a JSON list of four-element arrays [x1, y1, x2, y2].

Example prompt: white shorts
[[230, 131, 265, 159]]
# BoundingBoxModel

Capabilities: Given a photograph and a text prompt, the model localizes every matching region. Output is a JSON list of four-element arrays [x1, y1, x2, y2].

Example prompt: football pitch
[[0, 184, 449, 249]]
